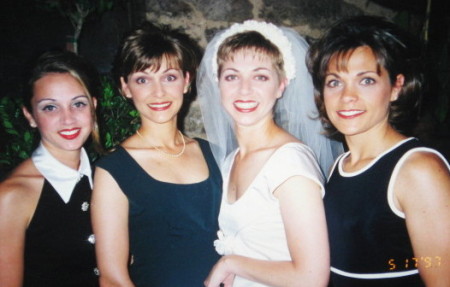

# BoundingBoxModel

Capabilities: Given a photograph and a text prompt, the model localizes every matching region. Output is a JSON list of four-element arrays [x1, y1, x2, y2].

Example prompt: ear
[[92, 97, 97, 109], [183, 72, 191, 94], [22, 106, 37, 128], [390, 74, 405, 102], [276, 78, 288, 99], [120, 77, 132, 99]]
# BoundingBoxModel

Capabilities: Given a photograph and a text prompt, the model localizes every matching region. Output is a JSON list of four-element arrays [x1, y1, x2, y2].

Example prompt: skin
[[219, 50, 284, 128], [92, 60, 213, 287], [0, 72, 95, 287], [121, 65, 189, 126], [204, 50, 330, 287], [323, 46, 450, 286]]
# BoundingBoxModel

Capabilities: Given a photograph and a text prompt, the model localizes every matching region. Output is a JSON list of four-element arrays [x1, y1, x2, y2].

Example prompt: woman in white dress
[[198, 20, 343, 287]]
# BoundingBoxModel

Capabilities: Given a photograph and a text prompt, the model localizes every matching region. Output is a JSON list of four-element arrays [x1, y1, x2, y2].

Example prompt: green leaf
[[2, 115, 14, 127]]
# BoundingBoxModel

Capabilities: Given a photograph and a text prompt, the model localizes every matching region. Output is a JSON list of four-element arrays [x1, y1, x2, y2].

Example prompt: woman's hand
[[204, 256, 236, 287]]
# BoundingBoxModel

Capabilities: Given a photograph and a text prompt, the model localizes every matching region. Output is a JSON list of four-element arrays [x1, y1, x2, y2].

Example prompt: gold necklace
[[136, 130, 186, 158]]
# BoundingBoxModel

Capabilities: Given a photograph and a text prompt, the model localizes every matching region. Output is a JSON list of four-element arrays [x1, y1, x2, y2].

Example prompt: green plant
[[0, 96, 38, 172], [97, 76, 140, 152]]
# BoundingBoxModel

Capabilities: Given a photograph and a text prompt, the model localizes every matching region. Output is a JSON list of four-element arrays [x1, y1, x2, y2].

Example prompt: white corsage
[[213, 230, 235, 255], [212, 20, 296, 83]]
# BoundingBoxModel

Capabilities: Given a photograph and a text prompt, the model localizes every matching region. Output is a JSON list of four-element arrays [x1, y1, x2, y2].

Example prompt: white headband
[[211, 20, 296, 83]]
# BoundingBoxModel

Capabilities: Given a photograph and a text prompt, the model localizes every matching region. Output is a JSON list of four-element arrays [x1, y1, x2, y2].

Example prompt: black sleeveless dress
[[96, 138, 222, 287], [325, 138, 427, 287], [24, 175, 99, 287]]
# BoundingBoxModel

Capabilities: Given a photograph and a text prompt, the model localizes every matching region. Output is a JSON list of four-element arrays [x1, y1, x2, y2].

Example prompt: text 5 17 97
[[388, 256, 442, 270]]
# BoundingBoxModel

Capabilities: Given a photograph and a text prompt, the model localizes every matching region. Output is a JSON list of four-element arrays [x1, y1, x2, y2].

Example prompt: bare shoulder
[[400, 150, 449, 180], [395, 149, 450, 209], [0, 159, 44, 213]]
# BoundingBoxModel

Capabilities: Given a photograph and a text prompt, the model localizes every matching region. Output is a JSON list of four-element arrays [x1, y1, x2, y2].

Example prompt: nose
[[239, 77, 252, 96], [341, 84, 358, 103], [61, 107, 76, 125], [153, 81, 165, 98]]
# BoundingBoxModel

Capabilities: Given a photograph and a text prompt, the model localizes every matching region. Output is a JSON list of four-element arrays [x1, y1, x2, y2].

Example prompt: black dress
[[325, 138, 427, 287], [23, 175, 99, 287], [96, 138, 222, 287]]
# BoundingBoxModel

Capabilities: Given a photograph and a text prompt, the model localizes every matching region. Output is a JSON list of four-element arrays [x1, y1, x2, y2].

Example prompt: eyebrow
[[72, 95, 89, 101], [325, 70, 378, 77], [137, 67, 181, 75], [357, 70, 378, 76], [36, 98, 56, 104], [222, 67, 272, 73], [36, 95, 88, 104], [253, 67, 271, 72]]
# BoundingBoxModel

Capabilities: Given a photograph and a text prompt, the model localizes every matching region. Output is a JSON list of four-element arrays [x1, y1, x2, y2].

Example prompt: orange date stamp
[[388, 256, 442, 270]]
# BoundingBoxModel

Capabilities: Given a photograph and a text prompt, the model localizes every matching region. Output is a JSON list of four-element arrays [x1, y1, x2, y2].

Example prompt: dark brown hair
[[115, 21, 200, 92], [307, 15, 423, 136]]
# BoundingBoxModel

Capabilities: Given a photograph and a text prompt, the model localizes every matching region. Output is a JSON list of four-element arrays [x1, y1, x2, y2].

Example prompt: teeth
[[234, 102, 258, 109], [60, 129, 79, 135], [150, 102, 170, 108], [339, 110, 363, 116]]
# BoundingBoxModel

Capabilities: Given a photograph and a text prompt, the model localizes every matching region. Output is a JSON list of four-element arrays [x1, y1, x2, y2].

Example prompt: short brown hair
[[217, 31, 286, 80], [307, 16, 423, 137], [115, 22, 200, 91]]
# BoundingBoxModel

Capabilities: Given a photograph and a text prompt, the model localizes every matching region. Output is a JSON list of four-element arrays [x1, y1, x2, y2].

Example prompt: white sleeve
[[266, 144, 325, 197]]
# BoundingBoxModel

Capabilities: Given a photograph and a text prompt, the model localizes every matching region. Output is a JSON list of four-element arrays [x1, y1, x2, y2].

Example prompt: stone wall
[[141, 0, 397, 137]]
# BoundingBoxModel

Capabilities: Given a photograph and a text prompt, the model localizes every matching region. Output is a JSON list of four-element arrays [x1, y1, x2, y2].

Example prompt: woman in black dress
[[0, 51, 101, 287], [91, 22, 222, 287], [307, 15, 450, 287]]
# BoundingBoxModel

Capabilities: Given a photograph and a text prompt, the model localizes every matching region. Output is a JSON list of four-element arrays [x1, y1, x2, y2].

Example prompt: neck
[[139, 120, 180, 147], [345, 125, 406, 164], [234, 117, 280, 155]]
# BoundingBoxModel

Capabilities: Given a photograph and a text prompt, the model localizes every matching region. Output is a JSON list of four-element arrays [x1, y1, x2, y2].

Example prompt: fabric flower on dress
[[214, 230, 235, 255]]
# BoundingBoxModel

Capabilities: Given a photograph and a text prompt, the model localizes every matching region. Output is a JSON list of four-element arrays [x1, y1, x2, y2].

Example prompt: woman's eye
[[166, 74, 177, 82], [42, 105, 56, 112], [136, 77, 147, 84], [255, 75, 268, 81], [224, 74, 237, 81], [361, 78, 375, 85], [73, 101, 88, 108], [325, 79, 340, 88]]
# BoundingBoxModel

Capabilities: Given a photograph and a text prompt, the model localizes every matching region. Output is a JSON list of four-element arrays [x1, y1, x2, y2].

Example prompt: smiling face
[[121, 59, 190, 126], [24, 72, 95, 156], [323, 46, 404, 139], [218, 49, 286, 128]]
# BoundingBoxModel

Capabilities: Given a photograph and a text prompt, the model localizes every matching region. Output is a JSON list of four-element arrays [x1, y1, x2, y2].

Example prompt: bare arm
[[91, 167, 135, 287], [395, 152, 450, 287], [0, 175, 38, 287], [205, 175, 330, 287]]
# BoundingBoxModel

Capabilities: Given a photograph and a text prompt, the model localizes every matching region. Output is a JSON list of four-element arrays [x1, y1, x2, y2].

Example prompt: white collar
[[31, 142, 93, 203]]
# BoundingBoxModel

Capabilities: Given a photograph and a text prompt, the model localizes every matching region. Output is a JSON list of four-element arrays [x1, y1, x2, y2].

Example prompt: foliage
[[96, 76, 140, 154], [0, 76, 139, 173], [0, 96, 38, 172]]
